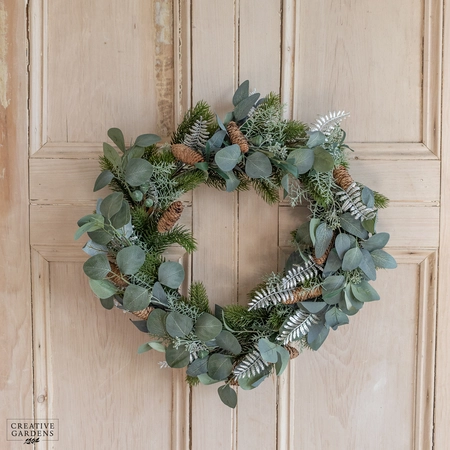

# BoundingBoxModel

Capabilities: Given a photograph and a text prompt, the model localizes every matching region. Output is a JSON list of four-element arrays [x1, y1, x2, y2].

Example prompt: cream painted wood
[[0, 2, 33, 447], [1, 0, 444, 449]]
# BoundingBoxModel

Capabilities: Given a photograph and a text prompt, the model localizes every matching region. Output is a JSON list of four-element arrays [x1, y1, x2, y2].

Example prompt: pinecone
[[157, 201, 184, 233], [109, 262, 128, 288], [333, 165, 354, 190], [282, 285, 322, 304], [228, 377, 239, 387], [285, 345, 299, 359], [132, 306, 154, 321], [172, 144, 205, 165], [227, 121, 249, 153]]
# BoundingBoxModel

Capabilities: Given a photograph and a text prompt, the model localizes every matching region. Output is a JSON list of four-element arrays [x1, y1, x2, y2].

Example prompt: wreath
[[76, 81, 396, 408]]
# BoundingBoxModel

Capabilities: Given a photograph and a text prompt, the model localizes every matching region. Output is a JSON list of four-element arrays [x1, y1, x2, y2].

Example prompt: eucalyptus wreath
[[76, 81, 396, 408]]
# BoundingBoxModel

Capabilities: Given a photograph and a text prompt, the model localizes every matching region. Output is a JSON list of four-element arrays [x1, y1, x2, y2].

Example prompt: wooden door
[[2, 0, 450, 448]]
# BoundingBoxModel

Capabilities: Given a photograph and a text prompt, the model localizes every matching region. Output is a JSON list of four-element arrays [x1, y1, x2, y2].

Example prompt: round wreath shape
[[76, 81, 396, 408]]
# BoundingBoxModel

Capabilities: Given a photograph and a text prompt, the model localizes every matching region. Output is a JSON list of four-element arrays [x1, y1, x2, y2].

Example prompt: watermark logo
[[6, 419, 59, 445]]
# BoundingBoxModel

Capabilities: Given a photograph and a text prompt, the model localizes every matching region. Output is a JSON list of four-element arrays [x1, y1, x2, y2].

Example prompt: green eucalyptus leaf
[[339, 213, 369, 239], [209, 129, 227, 148], [287, 148, 314, 174], [103, 142, 121, 167], [207, 354, 233, 381], [361, 186, 375, 208], [186, 357, 209, 376], [165, 344, 190, 368], [234, 92, 260, 121], [123, 284, 150, 311], [342, 247, 363, 271], [83, 254, 111, 280], [100, 192, 124, 219], [195, 162, 209, 172], [362, 217, 377, 234], [152, 282, 168, 306], [124, 158, 154, 187], [362, 232, 390, 252], [245, 152, 272, 179], [307, 131, 326, 148], [134, 133, 161, 148], [300, 301, 328, 314], [89, 279, 117, 299], [313, 146, 334, 172], [148, 341, 166, 352], [116, 245, 146, 275], [77, 213, 104, 227], [87, 229, 114, 245], [295, 221, 313, 248], [370, 249, 397, 269], [195, 313, 222, 341], [214, 144, 241, 172], [126, 146, 145, 160], [315, 223, 333, 259], [107, 128, 125, 152], [281, 173, 290, 194], [158, 261, 185, 289], [218, 384, 237, 409], [198, 373, 220, 385], [215, 330, 242, 355], [309, 219, 321, 245], [166, 311, 194, 338], [75, 221, 102, 240], [137, 343, 152, 354], [323, 249, 342, 276], [146, 309, 168, 337], [232, 80, 249, 106], [110, 201, 131, 229], [335, 233, 352, 259], [93, 170, 114, 192], [307, 323, 330, 350], [322, 289, 343, 305], [351, 281, 380, 302], [322, 275, 345, 291], [100, 296, 114, 310], [359, 248, 377, 281], [325, 307, 349, 328], [258, 338, 279, 363], [284, 251, 305, 273], [216, 114, 226, 131], [274, 346, 290, 376], [225, 170, 240, 192], [238, 372, 268, 390]]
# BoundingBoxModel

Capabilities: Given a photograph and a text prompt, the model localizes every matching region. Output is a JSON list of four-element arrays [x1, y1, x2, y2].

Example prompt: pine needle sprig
[[171, 100, 215, 145], [187, 282, 211, 314], [174, 169, 208, 193]]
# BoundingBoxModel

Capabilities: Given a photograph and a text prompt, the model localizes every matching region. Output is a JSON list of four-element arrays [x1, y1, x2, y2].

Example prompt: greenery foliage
[[76, 81, 396, 408]]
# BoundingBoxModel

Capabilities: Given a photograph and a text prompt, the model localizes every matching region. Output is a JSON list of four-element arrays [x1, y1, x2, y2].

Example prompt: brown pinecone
[[285, 345, 299, 359], [228, 377, 239, 387], [131, 306, 154, 321], [227, 121, 249, 153], [333, 165, 354, 190], [172, 144, 205, 165], [157, 201, 184, 233], [109, 262, 128, 288], [283, 285, 322, 304]]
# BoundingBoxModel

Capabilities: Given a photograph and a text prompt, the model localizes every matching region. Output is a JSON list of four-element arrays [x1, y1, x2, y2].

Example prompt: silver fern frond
[[277, 310, 320, 345], [183, 118, 210, 150], [336, 182, 376, 221], [248, 284, 295, 310], [281, 259, 318, 290], [233, 349, 269, 379], [310, 111, 350, 134]]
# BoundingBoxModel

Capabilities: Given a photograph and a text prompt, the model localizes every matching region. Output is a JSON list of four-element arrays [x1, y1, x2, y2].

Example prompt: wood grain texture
[[190, 2, 237, 448], [290, 265, 420, 449], [43, 262, 173, 449], [235, 3, 281, 449], [434, 0, 450, 446], [293, 0, 423, 143], [0, 1, 33, 445]]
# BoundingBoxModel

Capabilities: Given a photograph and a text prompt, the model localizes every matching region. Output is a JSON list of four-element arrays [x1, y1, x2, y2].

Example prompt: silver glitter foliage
[[310, 111, 350, 135], [183, 118, 210, 150], [277, 310, 320, 345], [233, 349, 269, 379], [337, 182, 376, 221]]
